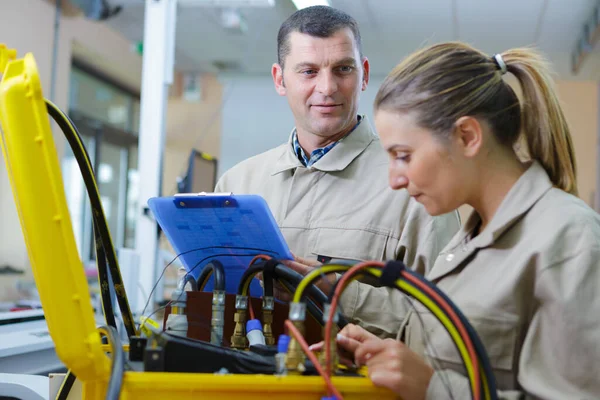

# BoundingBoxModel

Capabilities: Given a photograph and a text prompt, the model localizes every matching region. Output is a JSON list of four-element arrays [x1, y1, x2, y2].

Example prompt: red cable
[[325, 261, 385, 381], [325, 262, 482, 400], [402, 271, 481, 399], [285, 320, 344, 400], [246, 254, 271, 321]]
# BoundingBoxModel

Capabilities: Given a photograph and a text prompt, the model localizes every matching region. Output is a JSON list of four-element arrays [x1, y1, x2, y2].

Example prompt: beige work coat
[[402, 162, 600, 399], [216, 117, 460, 337]]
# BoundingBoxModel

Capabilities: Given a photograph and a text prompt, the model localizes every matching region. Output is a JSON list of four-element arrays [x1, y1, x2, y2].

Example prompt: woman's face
[[375, 109, 469, 216]]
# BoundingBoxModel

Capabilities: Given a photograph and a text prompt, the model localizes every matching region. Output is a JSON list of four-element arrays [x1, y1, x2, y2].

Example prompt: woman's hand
[[308, 324, 377, 365], [355, 338, 434, 400]]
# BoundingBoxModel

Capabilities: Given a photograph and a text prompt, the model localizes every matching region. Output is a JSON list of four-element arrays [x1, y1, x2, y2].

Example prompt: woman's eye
[[396, 154, 410, 162]]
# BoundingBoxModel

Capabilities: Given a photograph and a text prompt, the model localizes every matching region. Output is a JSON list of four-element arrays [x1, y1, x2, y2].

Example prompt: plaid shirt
[[292, 116, 362, 167]]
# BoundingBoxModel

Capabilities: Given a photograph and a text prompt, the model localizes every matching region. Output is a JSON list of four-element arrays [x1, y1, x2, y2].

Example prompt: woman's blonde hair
[[374, 42, 578, 195]]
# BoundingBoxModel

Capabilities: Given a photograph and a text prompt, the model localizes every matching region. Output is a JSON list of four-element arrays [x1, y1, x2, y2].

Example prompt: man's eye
[[338, 66, 353, 73], [302, 70, 317, 75]]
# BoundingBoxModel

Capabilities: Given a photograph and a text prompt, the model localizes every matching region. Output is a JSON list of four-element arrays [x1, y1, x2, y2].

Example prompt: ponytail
[[503, 49, 578, 195]]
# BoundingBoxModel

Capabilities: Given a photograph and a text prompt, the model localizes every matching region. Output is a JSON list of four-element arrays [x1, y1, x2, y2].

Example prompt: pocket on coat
[[309, 227, 397, 262], [418, 310, 519, 372]]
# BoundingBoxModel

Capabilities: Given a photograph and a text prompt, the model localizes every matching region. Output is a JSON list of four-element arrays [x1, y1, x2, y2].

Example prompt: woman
[[306, 42, 600, 399]]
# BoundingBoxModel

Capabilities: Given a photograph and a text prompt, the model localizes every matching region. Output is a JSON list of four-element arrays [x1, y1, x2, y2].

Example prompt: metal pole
[[135, 0, 177, 314]]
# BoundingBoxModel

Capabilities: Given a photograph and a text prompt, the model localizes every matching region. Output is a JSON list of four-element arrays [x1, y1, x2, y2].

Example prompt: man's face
[[272, 28, 369, 139]]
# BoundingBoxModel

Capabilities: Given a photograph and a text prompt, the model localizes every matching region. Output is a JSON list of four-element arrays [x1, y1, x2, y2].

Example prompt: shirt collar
[[292, 116, 362, 167], [273, 115, 375, 175], [449, 161, 553, 252]]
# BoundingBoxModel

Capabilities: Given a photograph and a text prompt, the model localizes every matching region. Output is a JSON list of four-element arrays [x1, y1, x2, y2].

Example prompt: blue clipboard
[[147, 193, 293, 295]]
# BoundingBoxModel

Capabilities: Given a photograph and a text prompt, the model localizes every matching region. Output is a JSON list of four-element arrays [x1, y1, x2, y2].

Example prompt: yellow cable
[[352, 267, 483, 400], [322, 266, 484, 400], [292, 264, 352, 303]]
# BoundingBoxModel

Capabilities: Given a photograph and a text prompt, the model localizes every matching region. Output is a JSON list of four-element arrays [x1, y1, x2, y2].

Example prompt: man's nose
[[315, 71, 338, 96]]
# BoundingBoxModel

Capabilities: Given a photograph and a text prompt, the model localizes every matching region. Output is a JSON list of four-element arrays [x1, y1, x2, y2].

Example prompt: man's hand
[[281, 256, 336, 294], [254, 255, 335, 302], [354, 338, 434, 400]]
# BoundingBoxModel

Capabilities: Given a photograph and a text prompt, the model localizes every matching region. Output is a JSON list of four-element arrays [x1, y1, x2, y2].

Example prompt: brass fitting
[[230, 309, 249, 349], [285, 320, 306, 374], [285, 302, 307, 374], [262, 296, 275, 346]]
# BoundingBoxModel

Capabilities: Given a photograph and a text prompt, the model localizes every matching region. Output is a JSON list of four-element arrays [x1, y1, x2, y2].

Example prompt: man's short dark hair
[[277, 6, 363, 68]]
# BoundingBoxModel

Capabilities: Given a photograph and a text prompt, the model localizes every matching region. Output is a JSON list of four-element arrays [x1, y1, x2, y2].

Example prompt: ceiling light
[[290, 0, 331, 10], [177, 0, 275, 7]]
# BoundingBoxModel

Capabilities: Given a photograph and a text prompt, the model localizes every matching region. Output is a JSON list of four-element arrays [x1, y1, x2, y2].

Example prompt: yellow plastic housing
[[0, 51, 110, 382], [0, 48, 395, 399]]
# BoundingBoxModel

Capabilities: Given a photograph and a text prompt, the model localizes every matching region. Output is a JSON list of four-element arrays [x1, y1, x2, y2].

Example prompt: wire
[[326, 264, 485, 400], [324, 262, 384, 381], [238, 254, 272, 320], [402, 268, 496, 399], [141, 246, 278, 318], [285, 320, 343, 400], [46, 99, 136, 338], [54, 369, 76, 400], [196, 260, 225, 291], [278, 278, 325, 327], [272, 264, 348, 329], [404, 295, 456, 400], [180, 273, 198, 291], [293, 265, 355, 303], [98, 325, 124, 400]]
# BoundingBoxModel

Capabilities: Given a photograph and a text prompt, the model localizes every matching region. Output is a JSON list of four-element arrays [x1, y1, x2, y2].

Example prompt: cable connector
[[321, 304, 339, 374], [165, 287, 188, 337], [262, 296, 275, 345], [275, 334, 290, 375], [211, 290, 226, 345], [230, 295, 249, 349], [285, 320, 306, 374], [246, 319, 266, 347]]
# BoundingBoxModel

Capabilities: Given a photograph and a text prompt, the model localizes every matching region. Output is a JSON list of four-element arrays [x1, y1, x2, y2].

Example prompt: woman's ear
[[453, 116, 483, 158]]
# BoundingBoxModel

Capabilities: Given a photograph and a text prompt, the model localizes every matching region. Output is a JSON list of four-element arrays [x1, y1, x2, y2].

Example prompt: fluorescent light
[[291, 0, 331, 10], [177, 0, 275, 7]]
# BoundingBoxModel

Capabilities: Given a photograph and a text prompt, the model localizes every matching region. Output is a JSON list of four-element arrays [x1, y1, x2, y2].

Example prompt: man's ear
[[272, 63, 286, 96], [453, 116, 483, 158], [361, 57, 370, 91]]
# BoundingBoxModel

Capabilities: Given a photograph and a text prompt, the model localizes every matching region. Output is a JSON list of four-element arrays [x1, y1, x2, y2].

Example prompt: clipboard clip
[[174, 192, 233, 197]]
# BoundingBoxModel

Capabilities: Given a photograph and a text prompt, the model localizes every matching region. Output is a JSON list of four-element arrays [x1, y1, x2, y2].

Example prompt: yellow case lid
[[0, 52, 109, 381]]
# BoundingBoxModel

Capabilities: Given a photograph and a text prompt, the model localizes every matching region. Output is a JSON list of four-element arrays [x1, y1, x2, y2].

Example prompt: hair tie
[[492, 54, 507, 75]]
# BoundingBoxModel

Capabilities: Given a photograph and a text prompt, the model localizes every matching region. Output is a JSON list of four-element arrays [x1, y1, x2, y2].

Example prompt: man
[[215, 6, 460, 338]]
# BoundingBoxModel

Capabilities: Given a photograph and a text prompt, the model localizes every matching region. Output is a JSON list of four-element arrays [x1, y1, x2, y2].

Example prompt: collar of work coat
[[428, 161, 554, 282], [271, 115, 375, 175]]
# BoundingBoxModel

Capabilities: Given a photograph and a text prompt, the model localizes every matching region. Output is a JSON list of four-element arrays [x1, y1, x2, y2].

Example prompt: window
[[62, 65, 140, 265]]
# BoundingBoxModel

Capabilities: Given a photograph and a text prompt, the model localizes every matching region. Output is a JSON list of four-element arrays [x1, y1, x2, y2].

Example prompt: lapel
[[427, 161, 554, 282], [270, 116, 375, 175]]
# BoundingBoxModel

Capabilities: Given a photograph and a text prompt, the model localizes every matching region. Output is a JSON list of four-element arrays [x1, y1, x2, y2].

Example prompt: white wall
[[218, 75, 386, 175]]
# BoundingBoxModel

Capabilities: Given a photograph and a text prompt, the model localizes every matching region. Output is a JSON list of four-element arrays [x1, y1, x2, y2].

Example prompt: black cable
[[402, 267, 498, 399], [278, 277, 325, 327], [98, 325, 124, 400], [338, 265, 494, 400], [54, 369, 76, 400], [94, 224, 117, 329], [237, 263, 265, 295], [46, 100, 136, 338], [262, 259, 279, 298], [181, 273, 198, 291], [141, 246, 279, 318], [196, 260, 225, 291], [273, 264, 349, 328]]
